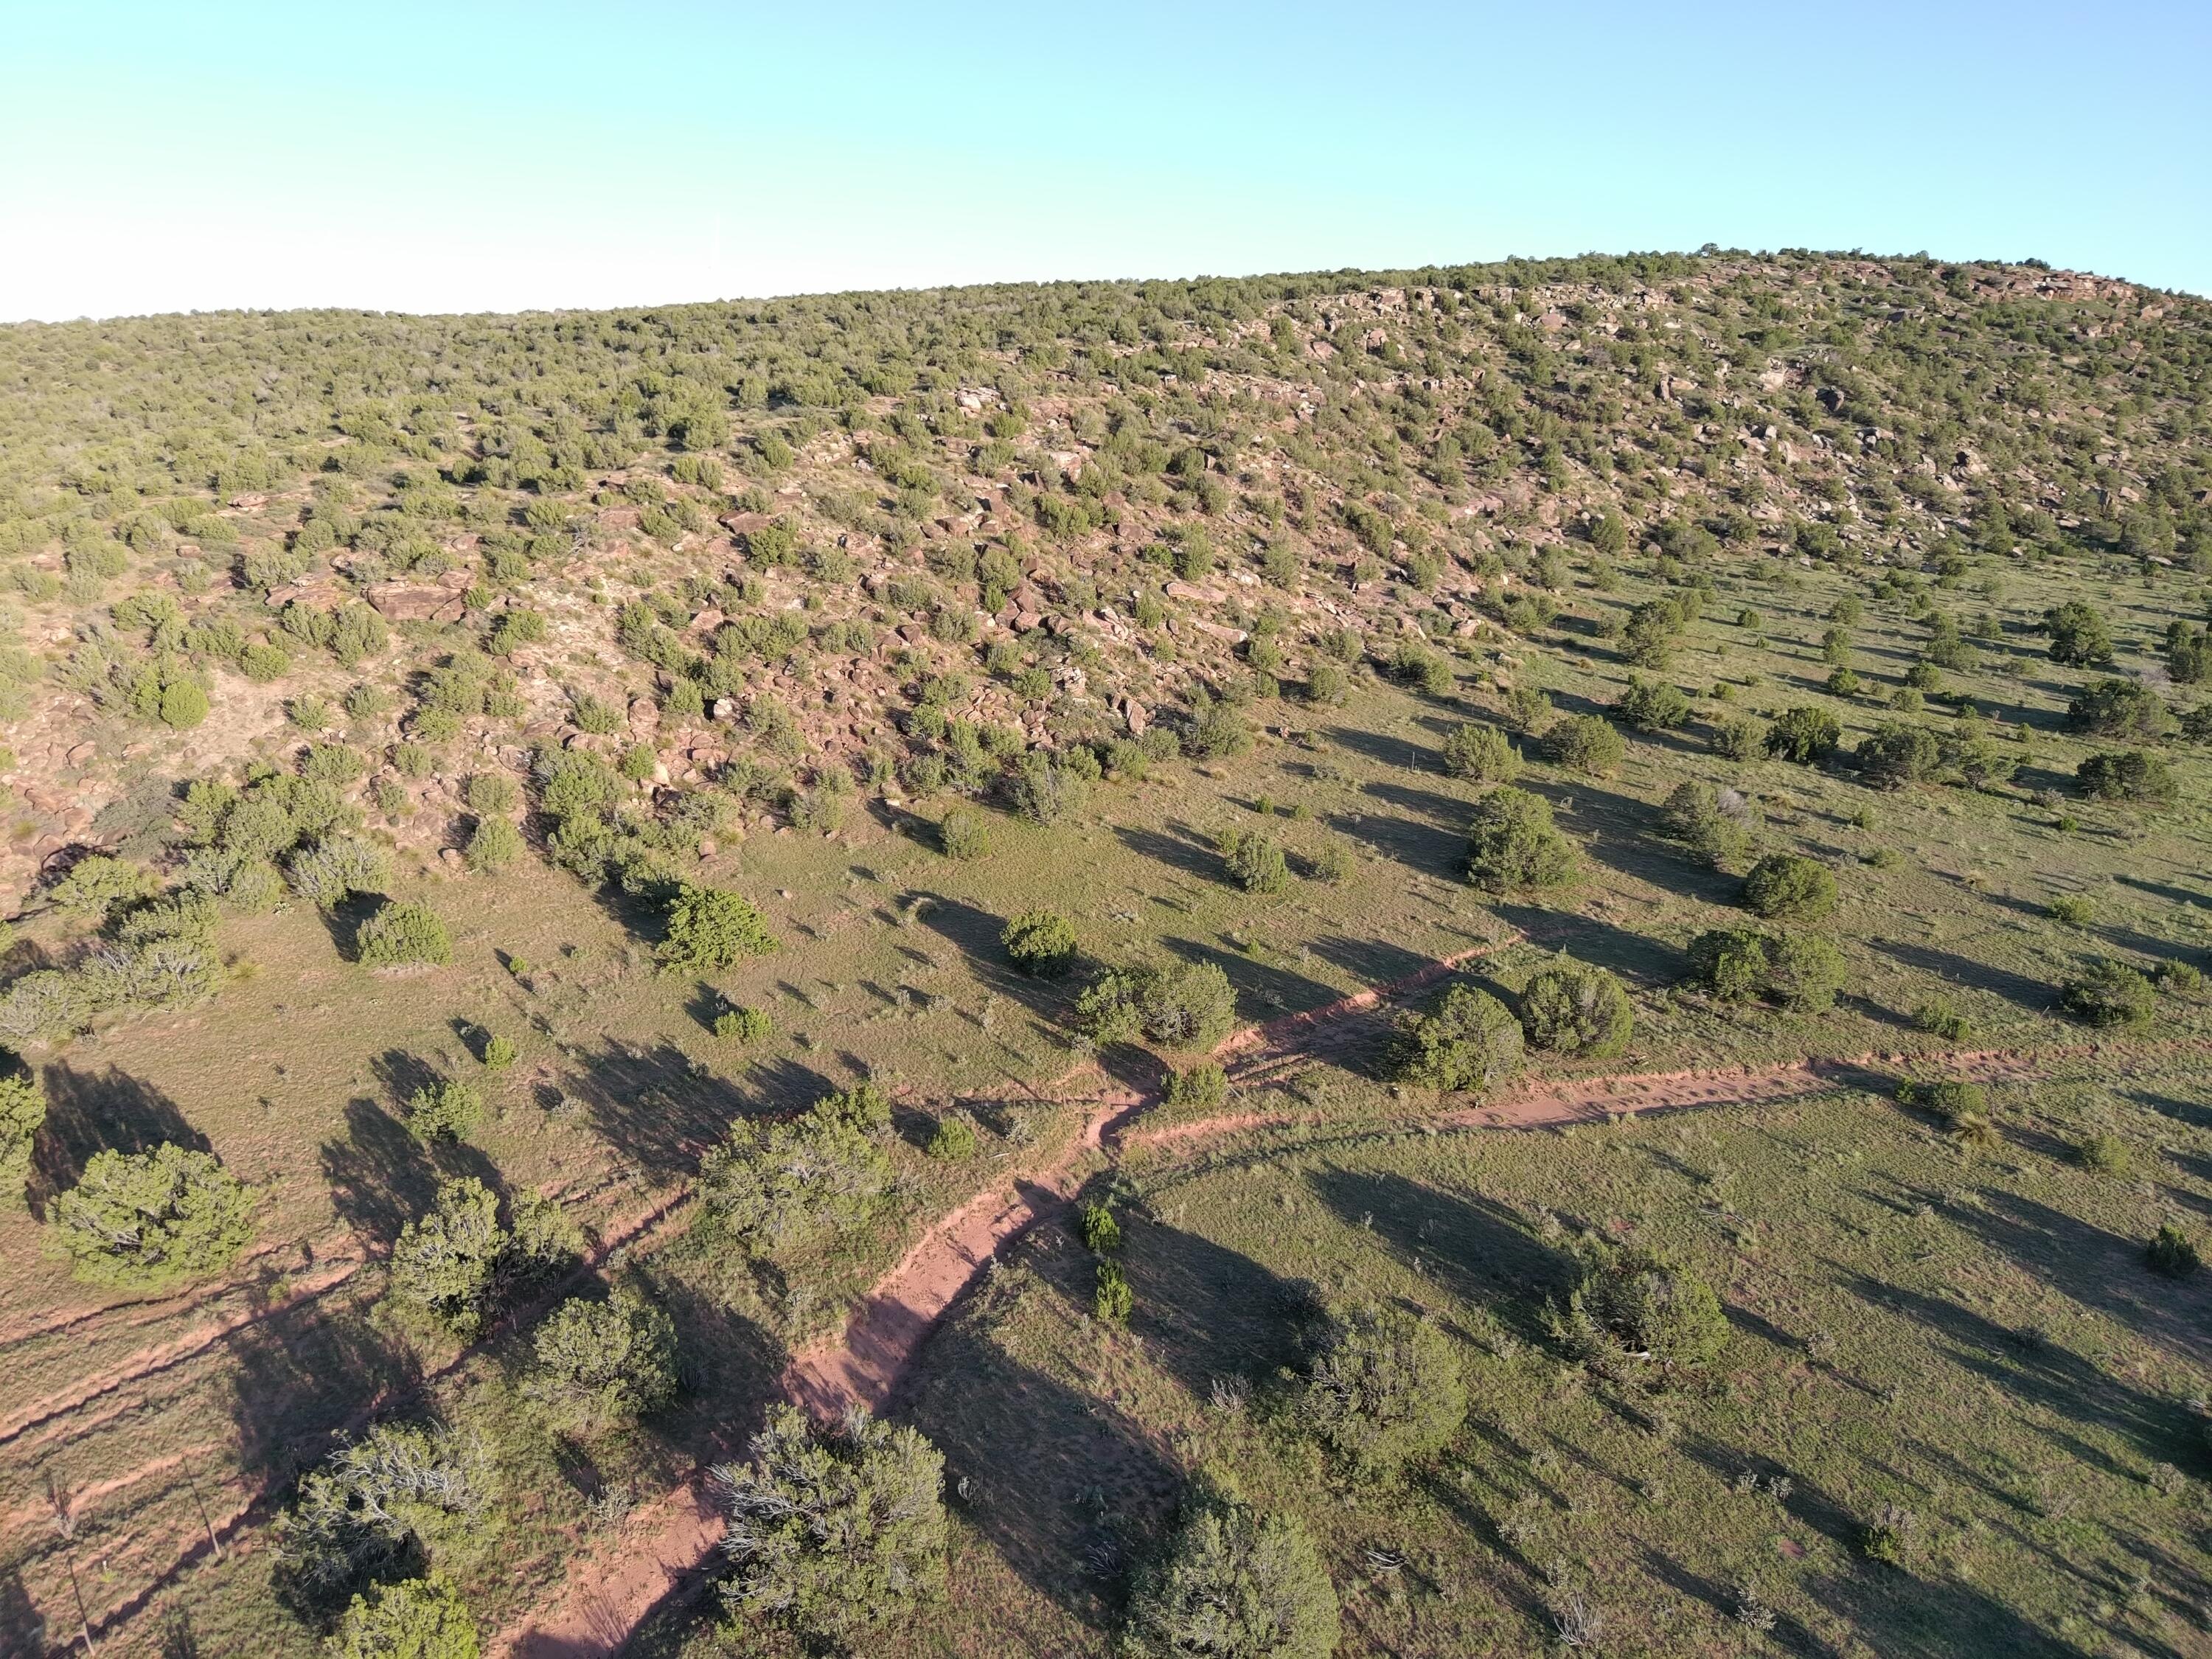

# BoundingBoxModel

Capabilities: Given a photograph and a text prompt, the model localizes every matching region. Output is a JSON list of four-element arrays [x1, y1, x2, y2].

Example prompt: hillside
[[0, 251, 2210, 1658]]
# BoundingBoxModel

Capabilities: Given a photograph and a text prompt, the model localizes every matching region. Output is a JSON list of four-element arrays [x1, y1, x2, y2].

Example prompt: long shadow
[[2118, 874, 2210, 911], [1491, 902, 1681, 990], [556, 1040, 790, 1178], [29, 1063, 210, 1215], [1114, 1209, 1305, 1401], [1304, 933, 1436, 990], [1801, 1565, 2084, 1659], [1322, 720, 1435, 773], [915, 892, 1082, 1026], [1158, 934, 1344, 1025], [1943, 1189, 2212, 1369], [1844, 1273, 2198, 1467], [1873, 940, 2054, 1015], [223, 1283, 417, 1489], [1308, 1168, 1579, 1338], [1638, 1547, 1829, 1658], [1325, 800, 1466, 883], [899, 1270, 1178, 1630], [1110, 823, 1217, 882], [1510, 774, 1740, 905], [0, 1569, 44, 1659], [320, 1096, 440, 1250]]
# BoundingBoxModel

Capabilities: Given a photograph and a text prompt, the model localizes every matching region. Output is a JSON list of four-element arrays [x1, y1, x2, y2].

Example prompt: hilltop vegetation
[[0, 248, 2210, 1657]]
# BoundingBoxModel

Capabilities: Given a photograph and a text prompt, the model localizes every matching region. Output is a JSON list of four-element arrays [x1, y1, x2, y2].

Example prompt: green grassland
[[655, 1054, 2212, 1658]]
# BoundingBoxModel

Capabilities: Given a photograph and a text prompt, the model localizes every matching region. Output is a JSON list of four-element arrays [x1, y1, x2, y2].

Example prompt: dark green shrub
[[2146, 1224, 2200, 1279], [0, 1071, 45, 1203], [465, 815, 524, 872], [714, 1006, 773, 1044], [358, 900, 453, 967], [1764, 706, 1840, 764], [1518, 961, 1634, 1057], [1712, 713, 1764, 761], [274, 1424, 497, 1613], [1441, 721, 1519, 782], [50, 1144, 256, 1290], [1657, 779, 1759, 870], [1002, 908, 1077, 975], [1121, 1483, 1340, 1659], [925, 1113, 978, 1160], [1910, 998, 1972, 1041], [1621, 599, 1683, 667], [1076, 961, 1239, 1051], [1559, 1245, 1728, 1371], [1502, 683, 1551, 733], [1391, 984, 1524, 1093], [328, 1575, 479, 1659], [1855, 723, 1940, 788], [658, 885, 776, 970], [1079, 1201, 1121, 1254], [2155, 960, 2206, 998], [2076, 1133, 2131, 1175], [1094, 1258, 1133, 1322], [1615, 676, 1690, 731], [713, 1404, 947, 1642], [1545, 713, 1625, 776], [526, 1290, 679, 1433], [1465, 787, 1577, 891], [1004, 751, 1085, 825], [939, 805, 990, 860], [1218, 828, 1291, 894], [1741, 853, 1837, 921], [2059, 958, 2156, 1028], [2047, 895, 2096, 927], [389, 1178, 507, 1336], [407, 1079, 483, 1144], [1686, 929, 1770, 1001], [699, 1103, 892, 1253], [2077, 750, 2177, 804], [2067, 678, 2171, 742], [1164, 1062, 1228, 1113], [1295, 1304, 1467, 1483], [2042, 600, 2113, 666], [1764, 932, 1847, 1011]]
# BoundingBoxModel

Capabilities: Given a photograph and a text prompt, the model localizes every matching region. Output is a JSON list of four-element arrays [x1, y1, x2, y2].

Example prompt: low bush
[[2076, 1133, 2132, 1175], [1094, 1258, 1133, 1322], [2077, 750, 2177, 804], [925, 1113, 978, 1159], [658, 885, 776, 970], [407, 1079, 483, 1143], [50, 1143, 256, 1290], [1545, 712, 1625, 776], [328, 1575, 479, 1659], [274, 1423, 497, 1613], [714, 1006, 773, 1044], [713, 1404, 947, 1644], [1440, 721, 1518, 782], [1295, 1304, 1467, 1483], [2146, 1224, 2200, 1279], [1764, 705, 1840, 764], [1910, 997, 1973, 1041], [1465, 787, 1577, 891], [1391, 984, 1524, 1093], [1121, 1481, 1339, 1659], [358, 901, 453, 967], [939, 805, 990, 860], [1518, 961, 1634, 1057], [1075, 961, 1239, 1051], [1741, 853, 1837, 921], [1002, 908, 1078, 975], [1615, 675, 1690, 731], [1218, 827, 1291, 894], [1658, 779, 1759, 870], [525, 1290, 679, 1434], [2059, 958, 2156, 1029], [1164, 1062, 1228, 1113], [1558, 1244, 1728, 1371]]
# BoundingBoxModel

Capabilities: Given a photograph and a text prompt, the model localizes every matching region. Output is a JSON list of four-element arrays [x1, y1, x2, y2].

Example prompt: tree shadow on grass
[[555, 1040, 775, 1180], [1491, 902, 1682, 989], [1872, 940, 2055, 1015], [1939, 1189, 2212, 1370], [1308, 1168, 1579, 1340], [1113, 1209, 1306, 1401], [1158, 933, 1347, 1026], [899, 1259, 1178, 1632], [0, 1569, 44, 1659], [914, 892, 1083, 1028], [1801, 1565, 2084, 1659], [223, 1281, 417, 1489], [320, 1096, 440, 1251], [1843, 1273, 2200, 1467], [29, 1063, 210, 1215], [1110, 822, 1220, 883], [1326, 800, 1466, 883], [1637, 1546, 1826, 1656]]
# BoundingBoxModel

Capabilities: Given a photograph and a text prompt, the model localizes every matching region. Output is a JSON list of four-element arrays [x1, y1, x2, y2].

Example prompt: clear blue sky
[[1, 0, 2205, 321]]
